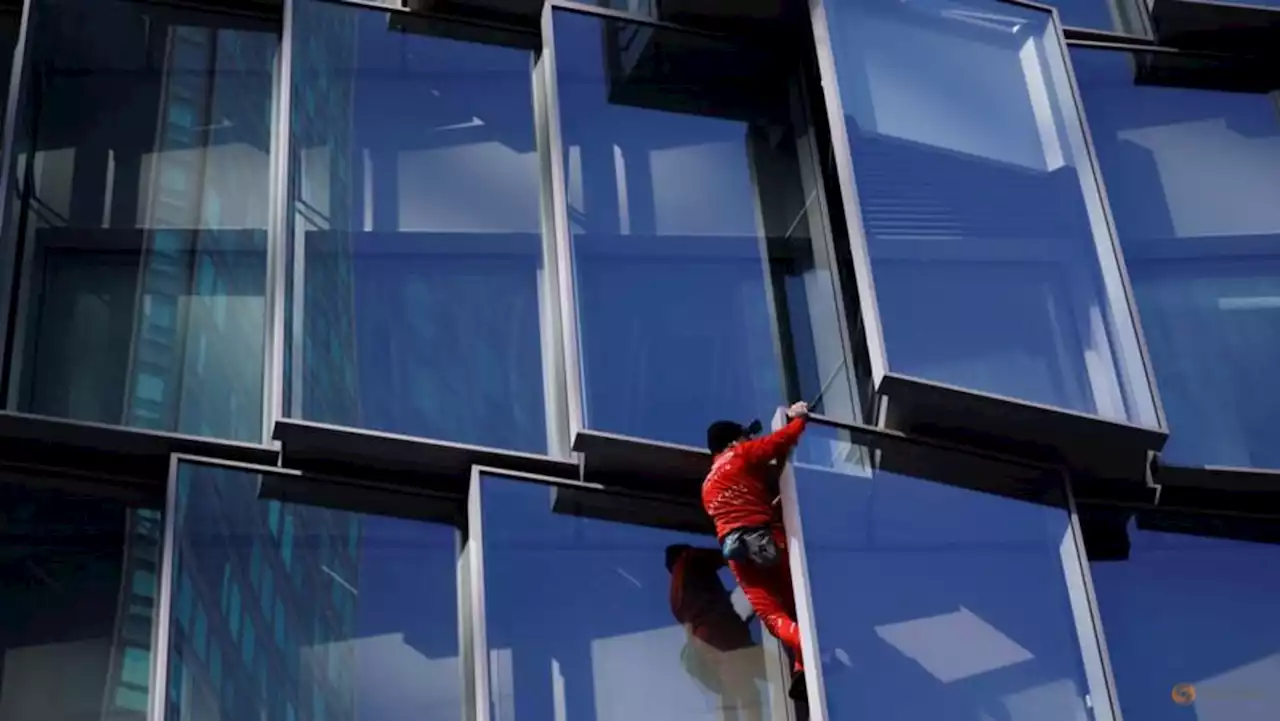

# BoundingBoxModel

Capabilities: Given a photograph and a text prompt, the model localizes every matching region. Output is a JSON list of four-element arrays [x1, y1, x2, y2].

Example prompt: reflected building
[[163, 465, 361, 721], [289, 0, 362, 427]]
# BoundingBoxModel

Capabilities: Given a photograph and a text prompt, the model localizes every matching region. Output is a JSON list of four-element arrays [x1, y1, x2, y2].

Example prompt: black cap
[[707, 420, 747, 455]]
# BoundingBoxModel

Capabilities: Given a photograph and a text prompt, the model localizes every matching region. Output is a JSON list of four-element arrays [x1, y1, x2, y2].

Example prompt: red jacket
[[701, 417, 808, 540]]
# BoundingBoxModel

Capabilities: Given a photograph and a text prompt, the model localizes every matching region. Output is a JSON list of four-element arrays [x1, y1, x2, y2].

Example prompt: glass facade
[[285, 0, 553, 454], [477, 471, 791, 721], [0, 3, 1276, 721], [790, 422, 1110, 721], [820, 0, 1158, 427], [552, 9, 858, 446], [0, 475, 162, 721], [4, 0, 276, 442], [1072, 48, 1280, 469], [162, 461, 465, 721], [1090, 515, 1280, 720]]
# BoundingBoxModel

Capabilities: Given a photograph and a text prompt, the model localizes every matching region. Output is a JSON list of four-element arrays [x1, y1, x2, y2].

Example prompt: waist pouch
[[722, 526, 780, 568]]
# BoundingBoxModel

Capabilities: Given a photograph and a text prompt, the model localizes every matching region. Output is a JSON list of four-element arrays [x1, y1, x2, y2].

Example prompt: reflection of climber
[[703, 402, 809, 701], [666, 544, 765, 721]]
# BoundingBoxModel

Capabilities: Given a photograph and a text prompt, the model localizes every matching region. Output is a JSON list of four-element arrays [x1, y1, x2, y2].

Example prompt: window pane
[[0, 476, 163, 721], [479, 472, 793, 721], [5, 0, 277, 443], [1071, 48, 1280, 469], [1090, 516, 1280, 720], [1041, 0, 1141, 34], [165, 462, 464, 721], [792, 422, 1105, 721], [822, 0, 1157, 426], [553, 10, 859, 446], [286, 0, 552, 454]]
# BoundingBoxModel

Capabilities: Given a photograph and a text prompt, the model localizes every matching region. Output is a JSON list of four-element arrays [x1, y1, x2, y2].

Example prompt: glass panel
[[165, 462, 465, 721], [1090, 515, 1280, 721], [478, 472, 793, 721], [1042, 0, 1141, 34], [821, 0, 1157, 426], [5, 0, 277, 442], [791, 422, 1107, 721], [285, 0, 552, 454], [552, 9, 859, 447], [0, 477, 162, 721], [1071, 48, 1280, 469]]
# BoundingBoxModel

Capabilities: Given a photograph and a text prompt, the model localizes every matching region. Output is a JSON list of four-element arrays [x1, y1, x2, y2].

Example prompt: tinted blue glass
[[286, 0, 550, 454], [552, 10, 859, 447], [0, 476, 162, 720], [1072, 48, 1280, 469], [822, 0, 1157, 426], [1090, 520, 1280, 720], [792, 422, 1107, 721], [5, 0, 275, 442], [479, 472, 790, 721], [167, 463, 463, 721]]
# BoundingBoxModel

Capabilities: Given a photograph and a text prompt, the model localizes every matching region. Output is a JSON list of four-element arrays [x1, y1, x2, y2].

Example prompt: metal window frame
[[152, 451, 482, 721], [540, 0, 869, 453], [776, 411, 1127, 721], [805, 0, 1171, 478], [0, 0, 33, 411], [271, 0, 560, 461], [1063, 40, 1280, 492], [264, 0, 294, 442], [1067, 37, 1280, 95], [537, 0, 583, 442], [467, 463, 799, 716]]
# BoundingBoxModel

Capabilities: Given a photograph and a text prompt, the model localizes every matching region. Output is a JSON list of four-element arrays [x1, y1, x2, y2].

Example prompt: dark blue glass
[[821, 0, 1158, 427], [1072, 48, 1280, 469], [478, 472, 791, 721], [552, 9, 859, 448], [1045, 0, 1136, 33], [792, 422, 1109, 721], [0, 476, 162, 720], [4, 0, 276, 442], [286, 0, 551, 454], [1090, 519, 1280, 720], [166, 462, 464, 721]]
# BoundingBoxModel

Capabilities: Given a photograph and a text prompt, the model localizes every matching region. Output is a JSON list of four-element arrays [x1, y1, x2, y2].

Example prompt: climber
[[702, 401, 810, 702]]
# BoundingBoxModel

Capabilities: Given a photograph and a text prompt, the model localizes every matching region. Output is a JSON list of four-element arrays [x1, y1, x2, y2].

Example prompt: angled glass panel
[[820, 0, 1158, 427], [3, 0, 278, 442], [1089, 514, 1280, 721], [476, 471, 795, 721], [551, 9, 859, 447], [285, 0, 553, 454], [1040, 0, 1144, 35], [164, 461, 466, 721], [0, 474, 163, 721], [1072, 48, 1280, 470], [790, 422, 1113, 721]]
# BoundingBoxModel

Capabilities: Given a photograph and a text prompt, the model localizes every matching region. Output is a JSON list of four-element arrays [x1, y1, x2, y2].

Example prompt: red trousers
[[727, 526, 803, 671]]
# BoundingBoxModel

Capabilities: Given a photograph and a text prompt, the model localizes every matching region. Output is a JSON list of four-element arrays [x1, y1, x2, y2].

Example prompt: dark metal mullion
[[1049, 7, 1170, 433], [0, 0, 37, 410], [804, 0, 891, 397], [465, 465, 493, 721], [264, 0, 292, 440], [1062, 473, 1128, 721]]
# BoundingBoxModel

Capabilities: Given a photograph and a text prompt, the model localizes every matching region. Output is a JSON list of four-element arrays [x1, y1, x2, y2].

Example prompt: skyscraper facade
[[0, 1, 1276, 721]]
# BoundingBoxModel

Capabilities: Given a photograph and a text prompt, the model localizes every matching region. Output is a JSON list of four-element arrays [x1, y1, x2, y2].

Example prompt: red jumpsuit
[[701, 417, 808, 671]]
